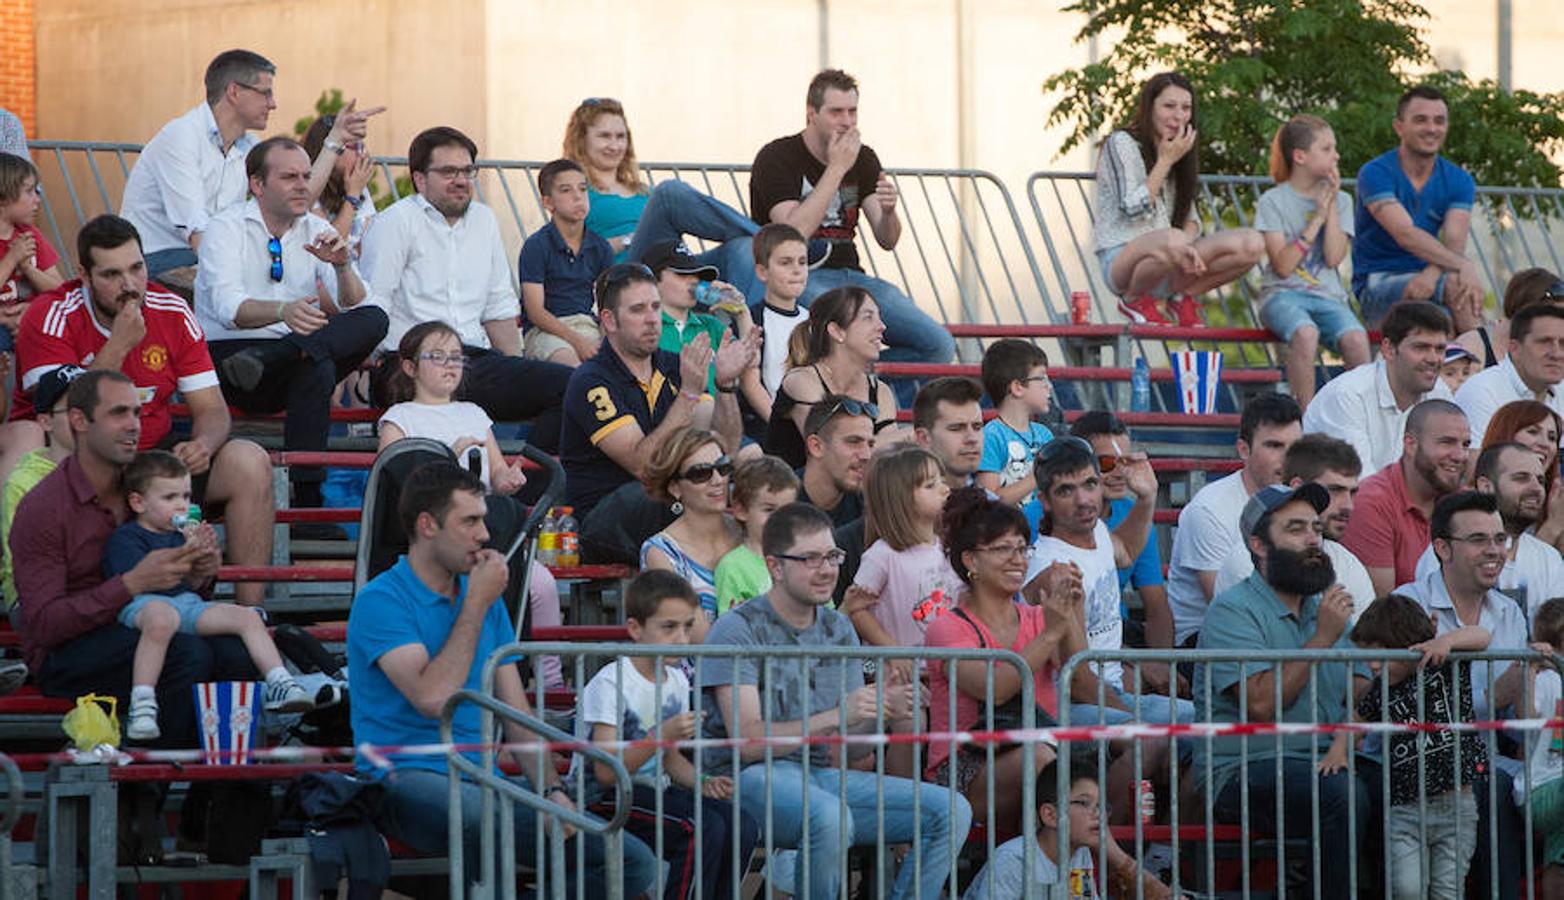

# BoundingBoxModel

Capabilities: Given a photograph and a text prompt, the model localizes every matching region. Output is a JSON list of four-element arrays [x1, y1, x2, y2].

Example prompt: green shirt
[[713, 544, 770, 616], [658, 310, 725, 394], [2, 449, 61, 608]]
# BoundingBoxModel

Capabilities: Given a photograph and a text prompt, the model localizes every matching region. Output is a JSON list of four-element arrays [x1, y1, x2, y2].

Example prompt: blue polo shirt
[[517, 220, 614, 329], [346, 556, 516, 777], [1194, 571, 1354, 793], [561, 343, 686, 513], [1351, 149, 1475, 294]]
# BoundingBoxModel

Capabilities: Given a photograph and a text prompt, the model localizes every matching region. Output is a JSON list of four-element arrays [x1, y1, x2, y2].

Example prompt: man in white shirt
[[1215, 434, 1377, 618], [1168, 394, 1302, 646], [359, 127, 571, 451], [1302, 301, 1453, 475], [194, 137, 387, 510], [1455, 303, 1564, 444], [1413, 442, 1564, 624]]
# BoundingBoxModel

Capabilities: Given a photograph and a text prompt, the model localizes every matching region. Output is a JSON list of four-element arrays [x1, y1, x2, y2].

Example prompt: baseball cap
[[1239, 482, 1331, 541], [32, 365, 86, 415], [1442, 343, 1478, 366], [640, 240, 718, 280]]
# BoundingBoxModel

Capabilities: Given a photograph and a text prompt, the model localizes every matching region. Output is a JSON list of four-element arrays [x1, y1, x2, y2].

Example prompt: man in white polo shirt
[[1455, 303, 1564, 445], [1302, 301, 1452, 475], [359, 126, 571, 451]]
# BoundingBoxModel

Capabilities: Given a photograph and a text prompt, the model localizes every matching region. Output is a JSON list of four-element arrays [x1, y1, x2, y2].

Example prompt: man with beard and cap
[[194, 137, 388, 517], [15, 215, 276, 605], [1413, 442, 1564, 623], [1302, 301, 1453, 474], [1394, 490, 1531, 900], [1215, 434, 1376, 618], [1195, 482, 1373, 899], [1456, 303, 1564, 445], [1342, 398, 1470, 596]]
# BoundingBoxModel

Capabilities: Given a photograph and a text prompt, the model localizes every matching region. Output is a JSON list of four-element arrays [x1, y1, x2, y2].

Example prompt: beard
[[1265, 545, 1336, 596]]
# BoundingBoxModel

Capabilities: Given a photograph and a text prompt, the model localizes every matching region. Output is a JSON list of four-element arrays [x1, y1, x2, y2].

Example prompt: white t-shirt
[[1412, 530, 1564, 624], [379, 401, 495, 489], [1028, 520, 1123, 690], [760, 302, 809, 395], [1214, 539, 1378, 620], [1518, 669, 1564, 806], [1168, 471, 1252, 645], [580, 657, 692, 789], [963, 838, 1097, 900]]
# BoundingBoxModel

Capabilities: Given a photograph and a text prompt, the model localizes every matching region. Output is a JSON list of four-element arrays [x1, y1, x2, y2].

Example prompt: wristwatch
[[324, 138, 346, 155]]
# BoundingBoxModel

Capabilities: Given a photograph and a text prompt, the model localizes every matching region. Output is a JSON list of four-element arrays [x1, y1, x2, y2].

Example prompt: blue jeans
[[381, 767, 659, 896], [624, 180, 761, 296], [143, 246, 198, 278], [1258, 290, 1366, 349], [736, 759, 972, 900], [1357, 269, 1450, 327]]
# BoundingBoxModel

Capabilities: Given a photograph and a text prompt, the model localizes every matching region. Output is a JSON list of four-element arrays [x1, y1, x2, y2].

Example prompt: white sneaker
[[126, 699, 160, 741], [264, 678, 315, 713]]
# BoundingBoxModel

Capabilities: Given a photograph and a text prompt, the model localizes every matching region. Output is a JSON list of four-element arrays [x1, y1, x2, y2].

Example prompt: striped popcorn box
[[194, 681, 262, 765], [1172, 350, 1223, 415]]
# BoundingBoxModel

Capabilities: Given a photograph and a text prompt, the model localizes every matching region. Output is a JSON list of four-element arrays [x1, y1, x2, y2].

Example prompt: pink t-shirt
[[853, 539, 964, 647], [922, 601, 1058, 778]]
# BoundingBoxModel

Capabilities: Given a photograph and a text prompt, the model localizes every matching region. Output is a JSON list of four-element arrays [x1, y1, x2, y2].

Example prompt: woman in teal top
[[562, 98, 766, 296]]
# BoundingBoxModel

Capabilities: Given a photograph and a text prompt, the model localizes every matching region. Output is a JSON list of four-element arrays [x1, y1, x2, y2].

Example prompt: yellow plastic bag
[[61, 693, 120, 751]]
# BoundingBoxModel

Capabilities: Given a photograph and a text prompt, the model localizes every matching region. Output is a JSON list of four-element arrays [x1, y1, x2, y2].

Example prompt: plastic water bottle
[[1131, 357, 1151, 412], [172, 504, 202, 532], [554, 507, 580, 567], [537, 508, 559, 566]]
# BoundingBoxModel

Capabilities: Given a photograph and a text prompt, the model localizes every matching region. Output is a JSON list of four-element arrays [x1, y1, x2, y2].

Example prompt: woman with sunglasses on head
[[376, 320, 565, 687], [1457, 267, 1564, 369], [640, 427, 743, 635], [763, 286, 900, 469], [301, 114, 377, 257]]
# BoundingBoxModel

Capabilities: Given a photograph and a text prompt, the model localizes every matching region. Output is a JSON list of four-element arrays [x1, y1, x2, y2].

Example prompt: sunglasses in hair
[[680, 456, 734, 484], [594, 262, 655, 306], [581, 97, 620, 107], [810, 396, 880, 435], [267, 236, 283, 282]]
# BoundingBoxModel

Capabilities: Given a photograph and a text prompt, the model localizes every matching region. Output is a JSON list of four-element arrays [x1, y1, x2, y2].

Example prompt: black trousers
[[208, 306, 388, 506], [370, 346, 570, 453], [38, 624, 258, 749]]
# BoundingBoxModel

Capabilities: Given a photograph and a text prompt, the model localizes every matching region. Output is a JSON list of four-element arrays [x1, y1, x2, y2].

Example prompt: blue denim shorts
[[1357, 270, 1450, 326], [1098, 243, 1175, 298], [118, 591, 208, 634], [1259, 290, 1367, 349]]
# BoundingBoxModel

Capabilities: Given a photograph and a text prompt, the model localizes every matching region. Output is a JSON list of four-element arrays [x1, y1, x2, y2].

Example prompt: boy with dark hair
[[749, 222, 812, 402], [714, 456, 800, 614], [1321, 593, 1488, 900], [520, 158, 613, 366], [580, 569, 759, 900], [0, 152, 63, 348], [977, 338, 1053, 506], [105, 449, 310, 739]]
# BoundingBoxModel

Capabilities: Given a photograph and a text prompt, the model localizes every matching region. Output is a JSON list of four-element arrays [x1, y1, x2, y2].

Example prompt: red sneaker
[[1170, 294, 1206, 328], [1117, 294, 1170, 325]]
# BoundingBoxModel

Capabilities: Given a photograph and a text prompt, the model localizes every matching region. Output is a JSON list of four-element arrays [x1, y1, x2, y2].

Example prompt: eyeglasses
[[772, 549, 847, 569], [1445, 533, 1512, 550], [427, 165, 479, 181], [972, 543, 1034, 560], [417, 351, 467, 368], [810, 396, 880, 435], [680, 456, 733, 484], [267, 236, 283, 282], [594, 262, 655, 306], [234, 82, 274, 101]]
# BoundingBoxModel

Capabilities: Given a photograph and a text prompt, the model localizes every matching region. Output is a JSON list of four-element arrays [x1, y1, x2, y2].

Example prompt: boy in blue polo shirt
[[520, 158, 614, 366]]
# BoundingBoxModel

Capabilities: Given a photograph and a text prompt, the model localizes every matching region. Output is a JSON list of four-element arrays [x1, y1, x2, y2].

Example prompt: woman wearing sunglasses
[[641, 427, 743, 634], [764, 286, 901, 468]]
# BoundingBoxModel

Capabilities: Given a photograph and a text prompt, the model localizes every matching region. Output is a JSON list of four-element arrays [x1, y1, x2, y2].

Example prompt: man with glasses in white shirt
[[194, 137, 387, 516], [360, 126, 573, 452]]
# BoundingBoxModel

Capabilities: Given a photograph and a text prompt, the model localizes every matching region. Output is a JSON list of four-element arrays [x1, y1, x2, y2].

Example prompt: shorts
[[1258, 290, 1367, 349], [0, 323, 14, 353], [1357, 270, 1450, 327], [522, 314, 602, 361], [1098, 243, 1172, 299], [118, 590, 209, 633], [1531, 777, 1564, 865]]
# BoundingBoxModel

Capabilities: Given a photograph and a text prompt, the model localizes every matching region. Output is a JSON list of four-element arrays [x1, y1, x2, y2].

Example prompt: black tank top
[[762, 365, 885, 468]]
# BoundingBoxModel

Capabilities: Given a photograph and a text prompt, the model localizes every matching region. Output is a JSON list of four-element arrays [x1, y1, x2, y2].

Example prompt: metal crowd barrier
[[1057, 646, 1564, 900], [0, 751, 19, 900]]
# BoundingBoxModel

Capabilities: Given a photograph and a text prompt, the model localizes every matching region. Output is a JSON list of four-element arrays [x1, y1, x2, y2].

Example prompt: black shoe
[[219, 342, 298, 393], [291, 522, 348, 542]]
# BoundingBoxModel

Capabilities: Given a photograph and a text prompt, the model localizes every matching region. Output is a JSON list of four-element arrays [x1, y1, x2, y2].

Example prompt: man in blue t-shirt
[[346, 462, 656, 894], [1352, 84, 1482, 332]]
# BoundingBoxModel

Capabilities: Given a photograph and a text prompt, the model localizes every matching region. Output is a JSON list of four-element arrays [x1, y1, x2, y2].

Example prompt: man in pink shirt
[[1340, 398, 1469, 596]]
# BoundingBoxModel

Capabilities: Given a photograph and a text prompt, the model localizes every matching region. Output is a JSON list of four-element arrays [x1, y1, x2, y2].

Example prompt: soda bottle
[[555, 507, 580, 567], [1131, 357, 1151, 412], [537, 508, 559, 566]]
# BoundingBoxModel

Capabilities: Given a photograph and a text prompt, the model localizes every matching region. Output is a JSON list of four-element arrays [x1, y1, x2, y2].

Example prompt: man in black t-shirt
[[749, 69, 955, 378]]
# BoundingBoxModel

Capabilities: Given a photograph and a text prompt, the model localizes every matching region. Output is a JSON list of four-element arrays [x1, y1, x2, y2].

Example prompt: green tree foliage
[[292, 89, 411, 210], [1043, 0, 1564, 188]]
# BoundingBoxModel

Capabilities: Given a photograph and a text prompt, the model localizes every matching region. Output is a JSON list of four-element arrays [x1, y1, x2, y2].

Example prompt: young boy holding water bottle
[[104, 450, 312, 740], [645, 239, 765, 405]]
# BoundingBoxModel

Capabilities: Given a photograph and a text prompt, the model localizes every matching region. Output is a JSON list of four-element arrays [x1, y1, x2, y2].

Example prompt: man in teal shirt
[[1195, 483, 1374, 898]]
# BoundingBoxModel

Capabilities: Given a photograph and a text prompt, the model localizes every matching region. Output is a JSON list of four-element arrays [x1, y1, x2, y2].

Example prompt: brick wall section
[[0, 0, 34, 136]]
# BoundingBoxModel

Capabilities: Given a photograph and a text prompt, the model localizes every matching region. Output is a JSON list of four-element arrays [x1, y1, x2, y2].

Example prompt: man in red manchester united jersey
[[14, 215, 275, 606]]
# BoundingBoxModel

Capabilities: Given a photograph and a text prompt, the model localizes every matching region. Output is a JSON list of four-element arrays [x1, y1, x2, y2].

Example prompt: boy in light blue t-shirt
[[977, 338, 1053, 506]]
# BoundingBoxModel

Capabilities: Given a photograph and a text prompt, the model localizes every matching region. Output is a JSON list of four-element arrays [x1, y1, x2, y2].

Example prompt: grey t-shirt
[[697, 593, 864, 772], [1254, 182, 1354, 301], [962, 838, 1097, 900]]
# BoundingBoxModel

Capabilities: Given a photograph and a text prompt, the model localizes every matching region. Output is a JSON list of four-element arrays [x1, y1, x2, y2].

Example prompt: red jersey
[[0, 224, 61, 304], [15, 280, 219, 447]]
